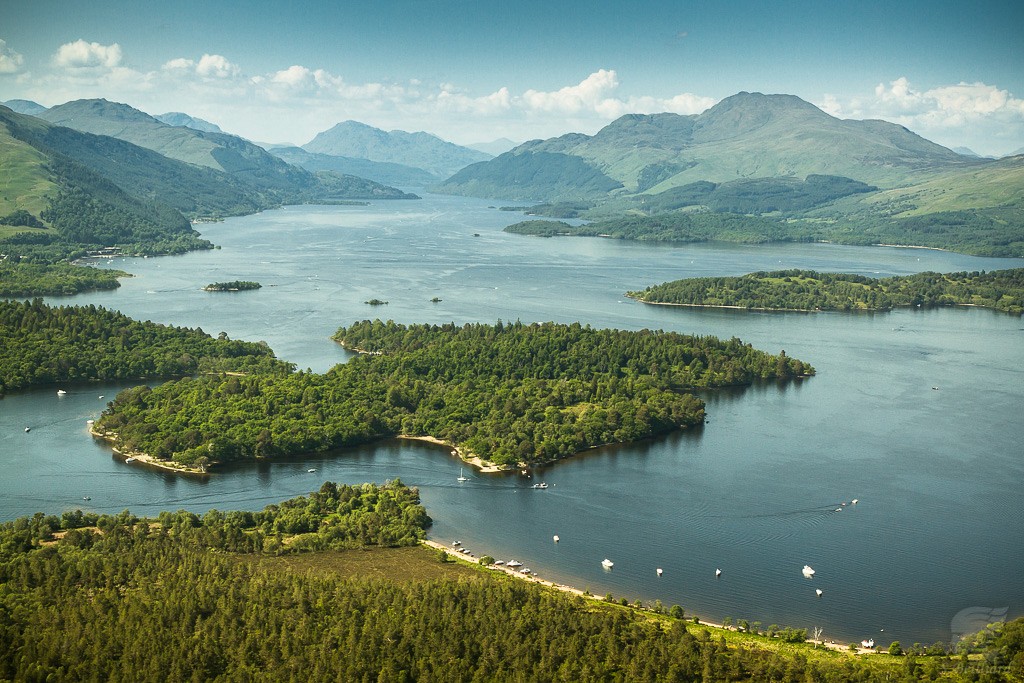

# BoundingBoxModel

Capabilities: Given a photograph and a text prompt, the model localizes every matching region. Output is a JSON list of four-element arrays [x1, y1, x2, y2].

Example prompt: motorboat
[[816, 589, 823, 597], [601, 558, 614, 569], [553, 535, 559, 542], [125, 457, 136, 463], [861, 639, 875, 649], [57, 390, 67, 396], [507, 560, 523, 568], [715, 568, 722, 577], [802, 565, 815, 578], [307, 468, 316, 473], [656, 568, 663, 576]]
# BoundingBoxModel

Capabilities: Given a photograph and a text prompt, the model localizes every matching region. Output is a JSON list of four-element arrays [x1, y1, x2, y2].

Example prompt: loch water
[[2, 193, 1022, 646]]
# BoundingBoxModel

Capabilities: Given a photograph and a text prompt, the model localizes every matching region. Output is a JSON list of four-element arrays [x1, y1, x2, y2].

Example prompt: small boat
[[802, 565, 815, 578], [835, 508, 843, 512], [460, 548, 470, 554], [815, 589, 823, 597], [57, 390, 67, 396], [457, 468, 469, 482], [98, 395, 104, 399], [715, 568, 722, 577], [553, 535, 559, 542], [24, 427, 30, 432], [861, 639, 875, 649], [507, 560, 523, 568], [86, 419, 94, 425], [851, 499, 859, 505], [307, 468, 316, 473], [82, 496, 91, 501], [657, 568, 663, 577], [452, 541, 462, 547], [602, 558, 614, 569], [494, 560, 505, 565], [532, 482, 548, 489], [125, 457, 136, 463]]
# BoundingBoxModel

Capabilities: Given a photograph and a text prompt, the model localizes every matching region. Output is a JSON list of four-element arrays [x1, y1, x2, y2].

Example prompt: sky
[[2, 0, 1023, 156]]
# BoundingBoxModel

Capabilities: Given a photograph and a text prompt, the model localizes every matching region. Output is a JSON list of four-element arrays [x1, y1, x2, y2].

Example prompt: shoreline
[[421, 539, 871, 655], [89, 427, 208, 476], [396, 435, 509, 473]]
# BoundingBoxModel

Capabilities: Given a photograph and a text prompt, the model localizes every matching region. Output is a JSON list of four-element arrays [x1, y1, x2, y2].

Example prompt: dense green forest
[[0, 261, 129, 297], [628, 269, 1024, 315], [0, 299, 290, 396], [2, 486, 1020, 682], [203, 280, 261, 292], [96, 320, 811, 469], [504, 206, 1024, 257]]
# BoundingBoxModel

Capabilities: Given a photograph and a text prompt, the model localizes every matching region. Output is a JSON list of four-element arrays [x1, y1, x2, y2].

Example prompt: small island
[[365, 298, 389, 305], [628, 268, 1024, 315], [203, 280, 262, 292]]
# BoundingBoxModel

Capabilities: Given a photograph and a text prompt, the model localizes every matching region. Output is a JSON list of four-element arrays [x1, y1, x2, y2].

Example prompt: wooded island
[[628, 268, 1024, 315]]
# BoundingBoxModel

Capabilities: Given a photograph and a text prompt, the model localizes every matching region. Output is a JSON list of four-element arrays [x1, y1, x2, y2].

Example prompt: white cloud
[[522, 69, 620, 113], [52, 40, 122, 69], [821, 77, 1024, 156], [195, 54, 239, 79], [162, 57, 195, 71], [0, 39, 25, 74]]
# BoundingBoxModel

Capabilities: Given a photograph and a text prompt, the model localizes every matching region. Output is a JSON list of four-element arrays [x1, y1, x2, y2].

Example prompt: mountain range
[[303, 120, 491, 178], [154, 112, 223, 133], [437, 92, 982, 202]]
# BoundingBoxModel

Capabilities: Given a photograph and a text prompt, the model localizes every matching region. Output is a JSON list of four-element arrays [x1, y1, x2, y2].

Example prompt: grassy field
[[0, 122, 56, 221]]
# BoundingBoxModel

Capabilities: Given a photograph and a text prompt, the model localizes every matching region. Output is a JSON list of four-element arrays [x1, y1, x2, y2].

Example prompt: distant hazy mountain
[[467, 138, 519, 156], [270, 146, 436, 186], [155, 112, 223, 133], [436, 91, 975, 202], [304, 120, 491, 178], [1008, 147, 1024, 157], [35, 99, 414, 203], [2, 99, 48, 116]]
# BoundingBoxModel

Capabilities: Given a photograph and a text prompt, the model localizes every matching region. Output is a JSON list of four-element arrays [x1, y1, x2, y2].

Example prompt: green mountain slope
[[437, 92, 980, 201], [0, 108, 206, 258], [304, 120, 491, 178]]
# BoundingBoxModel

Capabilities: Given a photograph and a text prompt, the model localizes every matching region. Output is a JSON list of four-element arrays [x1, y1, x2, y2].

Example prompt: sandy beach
[[397, 434, 509, 473]]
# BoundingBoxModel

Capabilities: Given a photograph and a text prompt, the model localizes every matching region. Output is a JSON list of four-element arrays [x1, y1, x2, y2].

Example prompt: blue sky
[[2, 0, 1023, 155]]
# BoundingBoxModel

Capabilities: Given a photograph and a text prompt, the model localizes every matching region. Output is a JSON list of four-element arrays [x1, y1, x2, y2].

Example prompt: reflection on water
[[3, 194, 1022, 645]]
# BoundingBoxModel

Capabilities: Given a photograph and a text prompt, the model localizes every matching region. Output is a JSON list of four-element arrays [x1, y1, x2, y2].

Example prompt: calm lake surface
[[3, 193, 1023, 645]]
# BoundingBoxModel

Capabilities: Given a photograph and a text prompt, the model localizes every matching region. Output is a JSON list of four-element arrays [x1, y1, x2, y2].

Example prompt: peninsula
[[95, 320, 812, 472]]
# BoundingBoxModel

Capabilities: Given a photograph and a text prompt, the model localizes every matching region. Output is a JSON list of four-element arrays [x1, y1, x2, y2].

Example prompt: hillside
[[304, 120, 491, 178], [435, 91, 981, 201], [33, 99, 413, 204], [0, 106, 208, 258], [1, 99, 48, 116]]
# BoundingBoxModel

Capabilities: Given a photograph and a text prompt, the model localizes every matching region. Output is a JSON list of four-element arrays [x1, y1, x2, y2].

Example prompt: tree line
[[0, 299, 290, 396], [2, 485, 1019, 682], [96, 320, 812, 469], [628, 268, 1024, 315]]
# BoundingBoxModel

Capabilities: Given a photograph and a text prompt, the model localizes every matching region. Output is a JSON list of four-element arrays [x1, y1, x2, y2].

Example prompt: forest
[[203, 280, 262, 292], [95, 320, 812, 469], [1, 484, 1020, 682], [628, 269, 1024, 315], [0, 299, 290, 396], [0, 261, 129, 297]]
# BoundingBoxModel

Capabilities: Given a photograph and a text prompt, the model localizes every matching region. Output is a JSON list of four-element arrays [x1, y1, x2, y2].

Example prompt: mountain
[[35, 99, 415, 204], [1008, 147, 1024, 158], [467, 138, 519, 156], [436, 91, 978, 202], [269, 146, 436, 186], [303, 120, 491, 178], [0, 105, 205, 255], [155, 112, 223, 133], [2, 99, 48, 116]]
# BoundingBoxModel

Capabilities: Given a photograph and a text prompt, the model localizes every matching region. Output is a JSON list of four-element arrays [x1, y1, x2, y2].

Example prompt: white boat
[[86, 419, 94, 425], [57, 390, 67, 396], [494, 560, 505, 565], [602, 558, 614, 569], [851, 499, 859, 505], [802, 565, 815, 578], [657, 568, 663, 576], [553, 535, 559, 542], [452, 541, 462, 547], [715, 568, 722, 577], [457, 468, 469, 482], [520, 567, 531, 574], [125, 457, 136, 463], [24, 427, 30, 432], [861, 639, 875, 649], [307, 468, 316, 473], [532, 482, 548, 489], [816, 589, 823, 597], [507, 560, 523, 567]]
